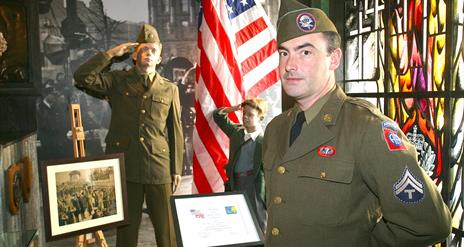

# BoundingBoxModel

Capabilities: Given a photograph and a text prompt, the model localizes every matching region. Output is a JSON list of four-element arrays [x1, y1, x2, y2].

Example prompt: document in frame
[[170, 192, 264, 247]]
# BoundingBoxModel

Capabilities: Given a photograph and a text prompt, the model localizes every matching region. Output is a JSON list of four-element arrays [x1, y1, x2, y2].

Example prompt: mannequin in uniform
[[74, 24, 183, 247]]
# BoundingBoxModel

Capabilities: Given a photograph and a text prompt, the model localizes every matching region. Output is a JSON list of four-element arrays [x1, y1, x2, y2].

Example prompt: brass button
[[162, 148, 166, 152], [148, 33, 154, 39], [140, 137, 144, 142], [271, 227, 280, 236], [143, 95, 147, 99], [141, 123, 145, 127], [323, 114, 333, 122], [273, 196, 282, 204], [161, 99, 164, 103], [141, 109, 146, 114], [125, 92, 129, 96], [277, 166, 286, 174], [320, 171, 326, 179], [115, 142, 120, 146]]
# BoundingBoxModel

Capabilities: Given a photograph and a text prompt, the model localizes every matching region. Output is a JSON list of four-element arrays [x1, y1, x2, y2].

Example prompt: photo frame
[[170, 192, 265, 247], [0, 0, 41, 94], [40, 153, 128, 242]]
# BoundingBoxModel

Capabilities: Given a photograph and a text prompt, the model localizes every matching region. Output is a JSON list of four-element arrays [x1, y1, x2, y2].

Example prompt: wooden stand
[[69, 104, 108, 247]]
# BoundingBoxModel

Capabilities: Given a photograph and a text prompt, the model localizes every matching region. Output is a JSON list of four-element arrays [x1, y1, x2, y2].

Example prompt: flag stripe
[[202, 0, 244, 97], [199, 21, 243, 113], [248, 70, 280, 97], [243, 52, 279, 91], [241, 40, 277, 75], [235, 17, 268, 47], [192, 154, 212, 193]]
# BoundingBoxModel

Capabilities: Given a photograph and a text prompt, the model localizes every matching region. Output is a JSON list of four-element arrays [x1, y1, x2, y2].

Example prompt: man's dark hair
[[322, 31, 341, 54]]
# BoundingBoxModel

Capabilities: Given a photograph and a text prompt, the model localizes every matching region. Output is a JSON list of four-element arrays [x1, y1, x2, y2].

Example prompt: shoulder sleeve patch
[[393, 166, 425, 204]]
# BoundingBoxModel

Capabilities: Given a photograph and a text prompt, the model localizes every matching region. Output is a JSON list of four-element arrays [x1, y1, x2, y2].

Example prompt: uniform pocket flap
[[151, 142, 170, 155], [152, 96, 169, 105], [298, 159, 354, 184]]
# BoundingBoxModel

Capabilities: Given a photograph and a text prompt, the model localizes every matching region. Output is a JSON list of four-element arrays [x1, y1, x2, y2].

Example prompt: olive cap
[[136, 24, 161, 44], [277, 0, 338, 45]]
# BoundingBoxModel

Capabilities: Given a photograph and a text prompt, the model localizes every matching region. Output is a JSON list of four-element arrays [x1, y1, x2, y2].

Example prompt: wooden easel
[[69, 104, 108, 247]]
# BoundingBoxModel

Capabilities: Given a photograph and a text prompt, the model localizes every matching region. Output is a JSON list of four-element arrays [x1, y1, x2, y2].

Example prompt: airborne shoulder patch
[[381, 121, 406, 151], [383, 128, 407, 151], [393, 167, 425, 204]]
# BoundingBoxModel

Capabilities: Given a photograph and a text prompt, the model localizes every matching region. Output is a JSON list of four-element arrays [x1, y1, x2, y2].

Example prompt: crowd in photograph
[[56, 182, 116, 226]]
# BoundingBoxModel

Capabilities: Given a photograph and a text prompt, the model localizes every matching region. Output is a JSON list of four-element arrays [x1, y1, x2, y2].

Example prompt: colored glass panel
[[344, 0, 385, 93], [344, 0, 464, 245]]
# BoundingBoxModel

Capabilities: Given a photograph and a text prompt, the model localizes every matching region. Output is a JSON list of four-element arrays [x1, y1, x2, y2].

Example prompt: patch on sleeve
[[393, 167, 425, 204], [382, 120, 399, 131], [383, 128, 406, 151]]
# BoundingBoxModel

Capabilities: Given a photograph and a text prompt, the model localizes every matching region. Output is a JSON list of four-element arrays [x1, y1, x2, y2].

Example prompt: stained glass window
[[343, 0, 464, 245]]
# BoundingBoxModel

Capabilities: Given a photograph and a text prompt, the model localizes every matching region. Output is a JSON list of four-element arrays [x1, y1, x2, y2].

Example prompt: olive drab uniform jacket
[[213, 108, 265, 202], [262, 86, 451, 246], [74, 52, 183, 184]]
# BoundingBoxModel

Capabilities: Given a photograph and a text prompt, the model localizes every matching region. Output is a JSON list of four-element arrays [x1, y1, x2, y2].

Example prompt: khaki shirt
[[74, 52, 183, 184], [262, 86, 451, 246]]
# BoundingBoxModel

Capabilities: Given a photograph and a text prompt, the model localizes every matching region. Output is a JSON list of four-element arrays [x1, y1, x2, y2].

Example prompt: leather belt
[[234, 170, 254, 178]]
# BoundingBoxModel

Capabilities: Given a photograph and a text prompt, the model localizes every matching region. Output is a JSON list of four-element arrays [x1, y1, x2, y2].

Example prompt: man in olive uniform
[[262, 1, 451, 246], [74, 24, 183, 247]]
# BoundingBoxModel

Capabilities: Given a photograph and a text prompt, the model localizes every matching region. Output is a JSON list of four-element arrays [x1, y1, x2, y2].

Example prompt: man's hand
[[172, 174, 182, 193], [106, 42, 139, 59]]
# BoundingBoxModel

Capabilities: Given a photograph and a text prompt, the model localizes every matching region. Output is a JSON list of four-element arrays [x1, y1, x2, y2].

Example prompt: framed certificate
[[170, 192, 265, 247]]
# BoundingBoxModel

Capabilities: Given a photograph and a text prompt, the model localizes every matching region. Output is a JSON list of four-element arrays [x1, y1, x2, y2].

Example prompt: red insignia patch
[[318, 145, 336, 157], [383, 128, 406, 151]]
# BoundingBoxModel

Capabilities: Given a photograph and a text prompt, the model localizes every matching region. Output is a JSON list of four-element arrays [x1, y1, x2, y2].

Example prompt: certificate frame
[[170, 191, 265, 247]]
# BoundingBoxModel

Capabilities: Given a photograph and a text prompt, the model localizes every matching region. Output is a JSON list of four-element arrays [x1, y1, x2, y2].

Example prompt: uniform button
[[277, 166, 286, 174], [271, 227, 280, 236], [323, 113, 333, 122], [125, 92, 129, 96], [161, 99, 164, 103], [162, 148, 166, 152], [320, 171, 326, 179], [115, 142, 120, 146], [143, 95, 147, 99], [140, 123, 145, 127], [273, 196, 282, 204], [141, 109, 146, 114], [140, 137, 144, 142]]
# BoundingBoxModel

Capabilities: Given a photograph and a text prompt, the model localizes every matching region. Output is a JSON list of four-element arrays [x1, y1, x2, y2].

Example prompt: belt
[[234, 170, 254, 178]]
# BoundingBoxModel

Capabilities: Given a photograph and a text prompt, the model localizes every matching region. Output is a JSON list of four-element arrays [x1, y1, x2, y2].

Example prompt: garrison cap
[[277, 0, 338, 45], [136, 24, 161, 44]]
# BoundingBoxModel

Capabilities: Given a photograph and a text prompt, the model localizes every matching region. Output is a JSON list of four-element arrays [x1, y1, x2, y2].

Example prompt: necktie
[[289, 111, 306, 146], [143, 75, 150, 88]]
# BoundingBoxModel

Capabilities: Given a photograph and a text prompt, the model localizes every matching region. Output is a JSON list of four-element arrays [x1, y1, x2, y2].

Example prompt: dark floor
[[45, 175, 193, 247]]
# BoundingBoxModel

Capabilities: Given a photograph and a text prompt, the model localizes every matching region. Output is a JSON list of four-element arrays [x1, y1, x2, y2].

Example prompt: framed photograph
[[170, 192, 265, 247], [40, 153, 128, 242]]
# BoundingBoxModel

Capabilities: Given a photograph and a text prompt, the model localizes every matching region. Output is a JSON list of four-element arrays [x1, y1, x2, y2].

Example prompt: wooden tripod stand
[[69, 104, 108, 247]]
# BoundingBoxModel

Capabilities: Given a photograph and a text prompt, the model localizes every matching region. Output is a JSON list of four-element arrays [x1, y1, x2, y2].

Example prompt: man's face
[[242, 105, 261, 132], [278, 33, 340, 102], [133, 43, 162, 73]]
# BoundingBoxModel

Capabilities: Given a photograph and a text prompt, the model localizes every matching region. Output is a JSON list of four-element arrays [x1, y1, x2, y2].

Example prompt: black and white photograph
[[41, 153, 128, 241]]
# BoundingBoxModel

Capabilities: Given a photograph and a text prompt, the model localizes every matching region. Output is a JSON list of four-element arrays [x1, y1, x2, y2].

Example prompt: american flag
[[193, 0, 280, 193]]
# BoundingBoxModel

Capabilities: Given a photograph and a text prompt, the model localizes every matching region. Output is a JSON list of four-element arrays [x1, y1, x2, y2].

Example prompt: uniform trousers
[[116, 181, 176, 247]]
